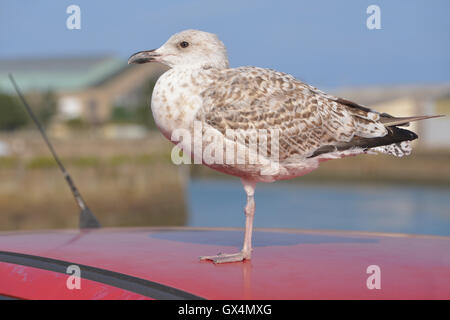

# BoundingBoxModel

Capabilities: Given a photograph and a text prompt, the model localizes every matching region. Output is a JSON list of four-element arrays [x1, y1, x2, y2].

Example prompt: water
[[187, 179, 450, 237]]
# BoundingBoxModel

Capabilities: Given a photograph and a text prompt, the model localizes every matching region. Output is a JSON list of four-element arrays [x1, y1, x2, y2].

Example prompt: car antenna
[[8, 73, 101, 229]]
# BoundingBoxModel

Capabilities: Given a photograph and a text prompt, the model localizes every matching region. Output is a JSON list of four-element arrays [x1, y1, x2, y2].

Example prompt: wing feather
[[196, 67, 419, 161]]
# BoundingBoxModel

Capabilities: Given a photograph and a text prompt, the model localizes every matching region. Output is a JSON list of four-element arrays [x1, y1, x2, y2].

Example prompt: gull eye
[[180, 41, 189, 48]]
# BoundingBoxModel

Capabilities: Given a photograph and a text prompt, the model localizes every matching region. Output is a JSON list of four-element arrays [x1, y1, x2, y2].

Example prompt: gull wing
[[196, 67, 426, 160]]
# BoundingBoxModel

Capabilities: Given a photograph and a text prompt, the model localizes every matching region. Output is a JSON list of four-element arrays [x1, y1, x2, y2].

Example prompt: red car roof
[[0, 227, 449, 299]]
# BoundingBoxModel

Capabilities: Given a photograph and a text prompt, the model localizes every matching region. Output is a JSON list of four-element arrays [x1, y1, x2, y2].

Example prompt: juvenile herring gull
[[129, 29, 441, 263]]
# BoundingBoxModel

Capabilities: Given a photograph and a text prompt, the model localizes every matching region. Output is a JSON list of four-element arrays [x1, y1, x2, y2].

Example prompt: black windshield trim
[[0, 251, 204, 300]]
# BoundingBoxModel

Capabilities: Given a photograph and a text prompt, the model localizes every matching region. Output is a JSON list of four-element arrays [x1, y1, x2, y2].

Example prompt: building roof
[[2, 56, 449, 106], [0, 55, 128, 94]]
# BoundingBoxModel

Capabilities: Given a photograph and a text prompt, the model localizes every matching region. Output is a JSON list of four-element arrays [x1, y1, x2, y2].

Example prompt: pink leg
[[200, 179, 256, 264], [241, 179, 256, 257]]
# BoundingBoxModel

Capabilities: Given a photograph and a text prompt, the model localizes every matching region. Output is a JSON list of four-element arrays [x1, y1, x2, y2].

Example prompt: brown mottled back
[[196, 67, 388, 162]]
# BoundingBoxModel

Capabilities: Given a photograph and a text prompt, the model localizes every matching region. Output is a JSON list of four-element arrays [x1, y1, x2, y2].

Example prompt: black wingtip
[[395, 127, 418, 141], [409, 131, 418, 140]]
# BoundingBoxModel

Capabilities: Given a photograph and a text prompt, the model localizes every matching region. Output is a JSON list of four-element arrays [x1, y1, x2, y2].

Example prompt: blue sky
[[1, 0, 449, 89]]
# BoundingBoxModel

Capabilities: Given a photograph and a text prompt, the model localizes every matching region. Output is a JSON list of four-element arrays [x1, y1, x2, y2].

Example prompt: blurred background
[[0, 0, 449, 235]]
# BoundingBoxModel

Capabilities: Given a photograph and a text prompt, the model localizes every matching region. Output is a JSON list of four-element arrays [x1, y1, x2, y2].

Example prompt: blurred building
[[0, 55, 167, 124], [333, 85, 450, 148]]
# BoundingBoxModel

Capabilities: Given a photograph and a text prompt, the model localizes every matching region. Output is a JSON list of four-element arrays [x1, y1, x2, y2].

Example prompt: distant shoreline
[[190, 149, 450, 188]]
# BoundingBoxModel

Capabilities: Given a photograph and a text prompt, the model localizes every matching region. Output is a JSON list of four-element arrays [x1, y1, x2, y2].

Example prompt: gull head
[[128, 29, 229, 69]]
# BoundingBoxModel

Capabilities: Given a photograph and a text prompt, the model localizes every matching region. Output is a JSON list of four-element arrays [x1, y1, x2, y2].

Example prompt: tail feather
[[380, 114, 444, 127], [308, 126, 417, 158], [371, 141, 412, 157], [309, 114, 444, 158], [337, 126, 418, 151]]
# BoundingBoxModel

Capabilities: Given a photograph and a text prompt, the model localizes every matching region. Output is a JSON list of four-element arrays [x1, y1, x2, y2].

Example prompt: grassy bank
[[0, 131, 187, 231]]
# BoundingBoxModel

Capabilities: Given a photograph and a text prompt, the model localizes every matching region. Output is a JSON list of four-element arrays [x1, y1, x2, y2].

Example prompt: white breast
[[151, 68, 209, 139]]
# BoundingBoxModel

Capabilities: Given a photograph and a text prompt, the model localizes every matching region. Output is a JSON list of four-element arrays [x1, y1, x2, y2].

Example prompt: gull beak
[[128, 49, 160, 64]]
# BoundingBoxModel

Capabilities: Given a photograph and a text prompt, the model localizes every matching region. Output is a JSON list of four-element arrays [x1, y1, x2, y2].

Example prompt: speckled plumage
[[196, 66, 388, 157], [151, 64, 416, 181]]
